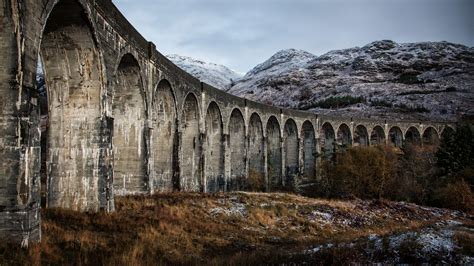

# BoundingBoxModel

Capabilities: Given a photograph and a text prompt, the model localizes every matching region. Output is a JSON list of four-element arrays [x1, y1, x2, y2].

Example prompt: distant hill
[[230, 41, 474, 121], [167, 54, 243, 90], [169, 41, 474, 121]]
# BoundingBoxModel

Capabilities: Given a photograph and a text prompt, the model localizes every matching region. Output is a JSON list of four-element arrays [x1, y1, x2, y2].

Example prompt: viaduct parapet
[[0, 0, 454, 244]]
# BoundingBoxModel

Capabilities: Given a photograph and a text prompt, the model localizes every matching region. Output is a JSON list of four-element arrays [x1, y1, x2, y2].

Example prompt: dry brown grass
[[0, 192, 463, 265]]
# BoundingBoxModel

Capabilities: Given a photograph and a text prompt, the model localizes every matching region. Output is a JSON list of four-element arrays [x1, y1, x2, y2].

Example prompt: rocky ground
[[1, 193, 472, 264]]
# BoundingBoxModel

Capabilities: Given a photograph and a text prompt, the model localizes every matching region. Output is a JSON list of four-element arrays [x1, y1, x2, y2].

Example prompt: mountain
[[167, 54, 243, 90], [228, 41, 474, 121]]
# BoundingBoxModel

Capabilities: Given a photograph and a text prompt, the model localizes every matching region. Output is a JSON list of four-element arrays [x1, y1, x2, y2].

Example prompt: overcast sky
[[114, 0, 474, 73]]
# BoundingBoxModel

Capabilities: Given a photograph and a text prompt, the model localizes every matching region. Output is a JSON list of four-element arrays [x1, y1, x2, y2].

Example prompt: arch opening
[[248, 113, 265, 191], [370, 126, 386, 146], [441, 127, 455, 139], [284, 119, 299, 187], [422, 127, 440, 146], [389, 127, 403, 148], [336, 124, 352, 148], [405, 127, 421, 146], [320, 122, 335, 158], [39, 0, 103, 210], [354, 125, 369, 146], [112, 54, 147, 195], [204, 102, 224, 193], [151, 80, 177, 192], [180, 94, 201, 192], [228, 109, 246, 191], [267, 116, 282, 191], [302, 121, 316, 178]]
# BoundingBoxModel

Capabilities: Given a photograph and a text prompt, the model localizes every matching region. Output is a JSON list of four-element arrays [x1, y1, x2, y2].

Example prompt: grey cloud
[[114, 0, 474, 73]]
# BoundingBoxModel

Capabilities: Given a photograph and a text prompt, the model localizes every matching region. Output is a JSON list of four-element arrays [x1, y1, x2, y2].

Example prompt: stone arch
[[320, 122, 335, 156], [284, 119, 299, 186], [389, 127, 404, 148], [267, 116, 282, 191], [441, 126, 455, 139], [405, 127, 421, 145], [354, 125, 369, 146], [336, 123, 352, 147], [112, 54, 147, 195], [151, 79, 178, 192], [301, 121, 316, 178], [248, 113, 265, 191], [422, 127, 440, 146], [180, 93, 201, 192], [39, 0, 104, 210], [228, 108, 246, 191], [370, 126, 386, 146], [204, 102, 225, 193]]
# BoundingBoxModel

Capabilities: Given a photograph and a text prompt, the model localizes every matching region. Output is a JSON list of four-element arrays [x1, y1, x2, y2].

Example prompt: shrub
[[321, 146, 398, 199], [301, 96, 365, 110], [248, 169, 266, 192], [436, 124, 474, 179], [435, 179, 474, 214]]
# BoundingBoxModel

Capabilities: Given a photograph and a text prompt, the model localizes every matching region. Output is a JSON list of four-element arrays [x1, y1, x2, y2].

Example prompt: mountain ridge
[[168, 40, 474, 121]]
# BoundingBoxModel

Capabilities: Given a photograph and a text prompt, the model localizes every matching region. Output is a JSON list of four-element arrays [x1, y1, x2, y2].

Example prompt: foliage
[[321, 146, 399, 199], [436, 124, 474, 180], [302, 96, 365, 110], [317, 124, 474, 213]]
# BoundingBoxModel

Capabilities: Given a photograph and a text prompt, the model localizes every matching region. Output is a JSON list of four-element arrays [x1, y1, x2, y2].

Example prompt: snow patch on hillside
[[167, 54, 243, 90]]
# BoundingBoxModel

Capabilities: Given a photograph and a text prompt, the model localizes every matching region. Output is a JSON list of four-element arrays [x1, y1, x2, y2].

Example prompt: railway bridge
[[0, 0, 454, 244]]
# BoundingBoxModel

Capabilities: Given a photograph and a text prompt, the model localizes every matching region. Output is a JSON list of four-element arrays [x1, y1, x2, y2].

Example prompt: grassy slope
[[0, 192, 470, 265]]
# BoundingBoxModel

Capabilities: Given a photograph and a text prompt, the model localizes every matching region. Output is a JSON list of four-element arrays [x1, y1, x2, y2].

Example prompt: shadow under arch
[[39, 0, 106, 211], [151, 79, 179, 192], [267, 116, 282, 191], [179, 93, 201, 192], [204, 102, 225, 192], [248, 113, 265, 191], [228, 108, 246, 191]]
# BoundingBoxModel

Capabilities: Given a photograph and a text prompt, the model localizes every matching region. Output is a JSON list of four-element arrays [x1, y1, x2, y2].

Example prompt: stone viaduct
[[0, 0, 454, 244]]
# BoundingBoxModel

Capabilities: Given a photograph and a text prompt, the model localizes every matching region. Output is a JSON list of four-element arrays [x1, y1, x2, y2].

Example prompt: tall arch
[[284, 119, 299, 186], [112, 54, 147, 195], [267, 116, 282, 191], [151, 80, 177, 192], [301, 121, 316, 178], [405, 127, 421, 145], [441, 126, 455, 139], [389, 126, 403, 148], [248, 113, 265, 191], [40, 0, 104, 210], [320, 122, 335, 157], [204, 102, 224, 192], [180, 93, 201, 192], [354, 125, 369, 146], [422, 127, 440, 146], [336, 124, 352, 147], [370, 126, 386, 146], [228, 109, 246, 191]]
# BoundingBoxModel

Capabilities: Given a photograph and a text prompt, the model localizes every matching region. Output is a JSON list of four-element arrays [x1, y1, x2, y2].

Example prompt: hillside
[[167, 54, 243, 90], [225, 41, 474, 121], [1, 193, 472, 264]]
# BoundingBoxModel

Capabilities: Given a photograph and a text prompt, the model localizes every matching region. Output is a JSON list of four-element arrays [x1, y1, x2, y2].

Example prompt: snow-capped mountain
[[167, 54, 243, 90], [228, 41, 474, 121]]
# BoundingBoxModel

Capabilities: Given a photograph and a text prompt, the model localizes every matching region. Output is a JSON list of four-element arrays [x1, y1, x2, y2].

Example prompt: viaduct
[[0, 0, 454, 245]]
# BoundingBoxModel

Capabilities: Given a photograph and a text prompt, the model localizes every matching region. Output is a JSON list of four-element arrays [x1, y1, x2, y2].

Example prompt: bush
[[435, 179, 474, 214], [321, 146, 398, 199], [436, 124, 474, 179], [301, 96, 365, 110]]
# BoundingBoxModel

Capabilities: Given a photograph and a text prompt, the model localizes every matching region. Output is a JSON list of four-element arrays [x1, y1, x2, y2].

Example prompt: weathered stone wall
[[0, 0, 455, 244]]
